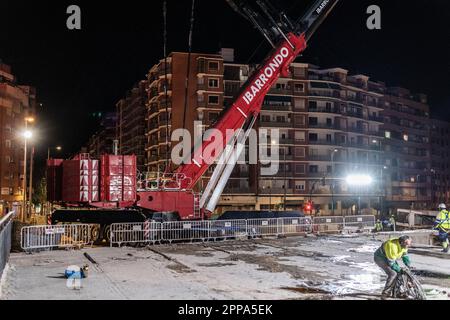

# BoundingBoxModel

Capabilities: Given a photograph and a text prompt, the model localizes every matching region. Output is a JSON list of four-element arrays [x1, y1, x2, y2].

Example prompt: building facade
[[145, 52, 225, 175], [430, 119, 450, 207], [87, 112, 117, 158], [116, 81, 148, 173], [0, 61, 36, 215]]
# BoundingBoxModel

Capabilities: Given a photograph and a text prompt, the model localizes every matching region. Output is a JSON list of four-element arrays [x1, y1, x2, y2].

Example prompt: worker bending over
[[374, 236, 412, 297]]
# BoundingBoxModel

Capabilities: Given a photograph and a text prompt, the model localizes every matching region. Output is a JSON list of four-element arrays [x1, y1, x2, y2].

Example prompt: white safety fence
[[247, 218, 280, 237], [21, 216, 377, 249], [209, 219, 248, 240], [21, 224, 93, 251], [278, 217, 313, 235], [110, 222, 161, 246], [161, 221, 211, 243], [313, 216, 345, 234], [343, 215, 376, 232]]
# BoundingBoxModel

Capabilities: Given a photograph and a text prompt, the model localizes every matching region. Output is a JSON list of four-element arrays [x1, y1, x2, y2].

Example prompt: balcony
[[268, 87, 292, 95], [308, 107, 341, 115], [262, 104, 292, 112], [345, 111, 364, 119], [260, 121, 292, 128], [368, 115, 384, 123], [309, 139, 338, 146], [308, 90, 341, 99], [308, 123, 341, 130]]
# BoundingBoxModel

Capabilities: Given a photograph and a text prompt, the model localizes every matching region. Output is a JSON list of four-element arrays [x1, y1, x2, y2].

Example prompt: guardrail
[[0, 211, 15, 278], [20, 216, 376, 249], [21, 224, 94, 251]]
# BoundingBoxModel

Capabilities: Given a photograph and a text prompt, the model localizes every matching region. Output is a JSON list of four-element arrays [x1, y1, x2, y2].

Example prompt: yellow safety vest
[[436, 210, 450, 230], [383, 238, 408, 261]]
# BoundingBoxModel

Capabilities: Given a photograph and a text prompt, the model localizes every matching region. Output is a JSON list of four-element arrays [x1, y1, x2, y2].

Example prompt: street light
[[272, 139, 287, 211], [380, 166, 388, 217], [346, 174, 373, 215], [48, 146, 62, 160], [21, 124, 33, 222], [330, 149, 339, 215]]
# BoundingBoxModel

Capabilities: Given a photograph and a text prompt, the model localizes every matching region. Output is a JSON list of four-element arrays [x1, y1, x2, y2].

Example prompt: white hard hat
[[439, 203, 447, 210]]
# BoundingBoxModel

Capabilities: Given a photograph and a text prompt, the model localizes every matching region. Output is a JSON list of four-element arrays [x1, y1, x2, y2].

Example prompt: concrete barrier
[[373, 229, 436, 246]]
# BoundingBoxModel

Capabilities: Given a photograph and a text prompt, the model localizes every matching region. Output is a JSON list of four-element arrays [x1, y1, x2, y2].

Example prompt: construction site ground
[[2, 233, 450, 300]]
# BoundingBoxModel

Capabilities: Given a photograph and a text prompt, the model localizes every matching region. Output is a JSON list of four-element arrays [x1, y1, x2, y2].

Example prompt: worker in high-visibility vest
[[374, 236, 412, 297], [375, 219, 383, 232], [434, 203, 450, 253]]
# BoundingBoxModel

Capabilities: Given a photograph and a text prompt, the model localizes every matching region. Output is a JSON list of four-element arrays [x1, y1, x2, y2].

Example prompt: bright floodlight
[[22, 130, 32, 139], [346, 174, 373, 186], [56, 146, 62, 151]]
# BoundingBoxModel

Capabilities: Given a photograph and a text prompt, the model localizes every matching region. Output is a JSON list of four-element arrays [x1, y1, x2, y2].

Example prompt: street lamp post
[[47, 146, 62, 160], [21, 117, 34, 222], [330, 149, 338, 215], [380, 166, 388, 218]]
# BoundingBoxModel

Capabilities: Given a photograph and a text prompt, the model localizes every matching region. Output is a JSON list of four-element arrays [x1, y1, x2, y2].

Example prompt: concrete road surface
[[2, 234, 450, 300]]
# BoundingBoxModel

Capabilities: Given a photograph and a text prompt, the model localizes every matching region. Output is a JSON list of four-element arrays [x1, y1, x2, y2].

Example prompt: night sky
[[1, 0, 449, 176]]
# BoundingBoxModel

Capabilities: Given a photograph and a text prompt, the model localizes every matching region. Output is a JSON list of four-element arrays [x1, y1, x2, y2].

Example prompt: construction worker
[[373, 236, 412, 297], [375, 219, 383, 232], [433, 203, 450, 253], [389, 215, 396, 231]]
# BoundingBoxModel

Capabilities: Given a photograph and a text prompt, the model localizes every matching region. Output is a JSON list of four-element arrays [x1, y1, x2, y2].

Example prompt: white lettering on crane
[[241, 46, 290, 106], [316, 0, 330, 15]]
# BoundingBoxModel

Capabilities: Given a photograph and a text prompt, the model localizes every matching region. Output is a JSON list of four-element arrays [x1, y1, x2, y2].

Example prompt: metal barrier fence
[[313, 216, 345, 234], [278, 217, 313, 235], [21, 224, 93, 251], [247, 218, 280, 237], [343, 215, 376, 231], [0, 211, 15, 279], [209, 219, 248, 240], [162, 221, 212, 242], [23, 216, 376, 248], [110, 221, 161, 246]]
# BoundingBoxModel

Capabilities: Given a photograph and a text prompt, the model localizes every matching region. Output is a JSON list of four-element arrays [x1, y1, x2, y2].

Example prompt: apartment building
[[145, 52, 224, 176], [0, 61, 36, 215], [430, 119, 450, 206], [87, 112, 117, 158], [381, 88, 431, 210], [221, 60, 385, 215], [116, 81, 147, 173]]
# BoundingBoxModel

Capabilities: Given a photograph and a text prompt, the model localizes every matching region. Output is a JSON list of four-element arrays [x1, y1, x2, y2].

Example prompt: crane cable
[[181, 0, 196, 166], [163, 0, 170, 174]]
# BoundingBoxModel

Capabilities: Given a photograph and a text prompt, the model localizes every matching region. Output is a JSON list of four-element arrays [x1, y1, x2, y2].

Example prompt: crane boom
[[175, 0, 339, 193]]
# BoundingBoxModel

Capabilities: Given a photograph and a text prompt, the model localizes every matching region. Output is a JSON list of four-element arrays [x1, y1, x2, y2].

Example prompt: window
[[208, 112, 219, 122], [403, 134, 409, 142], [208, 61, 219, 72], [309, 133, 318, 141], [385, 131, 391, 139], [261, 115, 271, 122], [309, 101, 318, 110], [295, 165, 305, 174], [309, 117, 318, 126], [295, 147, 305, 158], [294, 98, 305, 110], [5, 140, 11, 148], [309, 165, 319, 173], [294, 115, 305, 126], [208, 78, 219, 88], [208, 95, 219, 105], [294, 83, 304, 92], [295, 181, 306, 191], [295, 131, 305, 142]]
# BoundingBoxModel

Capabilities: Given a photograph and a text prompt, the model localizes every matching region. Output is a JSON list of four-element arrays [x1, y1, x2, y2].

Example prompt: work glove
[[391, 262, 401, 273], [402, 255, 411, 268]]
